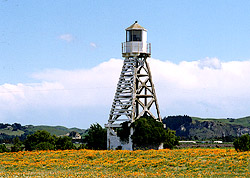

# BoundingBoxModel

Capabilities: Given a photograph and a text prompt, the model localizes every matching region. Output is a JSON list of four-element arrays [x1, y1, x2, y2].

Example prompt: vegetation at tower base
[[129, 116, 179, 150], [131, 117, 164, 149], [233, 134, 250, 152], [117, 121, 130, 143], [83, 123, 107, 150]]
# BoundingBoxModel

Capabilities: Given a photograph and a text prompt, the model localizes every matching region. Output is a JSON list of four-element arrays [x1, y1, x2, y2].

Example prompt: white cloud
[[90, 42, 97, 48], [1, 57, 250, 127], [198, 57, 222, 69], [0, 58, 122, 127], [149, 58, 250, 118], [59, 34, 74, 42]]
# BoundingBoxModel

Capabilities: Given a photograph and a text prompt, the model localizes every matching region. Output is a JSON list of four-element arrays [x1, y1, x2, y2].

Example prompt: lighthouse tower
[[105, 21, 161, 150]]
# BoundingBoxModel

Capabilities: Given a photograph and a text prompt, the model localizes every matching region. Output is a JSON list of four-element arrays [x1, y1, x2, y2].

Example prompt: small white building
[[214, 141, 223, 144], [179, 141, 197, 144]]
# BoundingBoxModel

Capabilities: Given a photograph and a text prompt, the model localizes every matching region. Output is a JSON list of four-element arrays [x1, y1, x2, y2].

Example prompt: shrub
[[77, 143, 87, 150], [131, 116, 177, 149], [164, 128, 179, 149], [24, 130, 79, 151], [117, 121, 130, 143], [234, 134, 250, 152], [11, 137, 23, 152], [35, 142, 55, 150], [24, 130, 56, 151], [55, 136, 75, 150], [84, 123, 107, 150], [0, 144, 9, 153]]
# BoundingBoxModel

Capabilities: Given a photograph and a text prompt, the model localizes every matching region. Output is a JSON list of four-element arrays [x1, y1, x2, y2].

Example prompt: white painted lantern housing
[[122, 21, 151, 57]]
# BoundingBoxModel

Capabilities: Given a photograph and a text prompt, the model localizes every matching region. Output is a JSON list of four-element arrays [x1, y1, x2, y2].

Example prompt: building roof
[[126, 21, 147, 31]]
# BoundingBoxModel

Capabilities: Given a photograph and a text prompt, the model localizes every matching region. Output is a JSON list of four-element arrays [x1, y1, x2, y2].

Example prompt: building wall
[[107, 128, 133, 150]]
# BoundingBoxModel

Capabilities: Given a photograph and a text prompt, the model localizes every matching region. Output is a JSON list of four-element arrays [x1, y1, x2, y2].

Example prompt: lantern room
[[122, 21, 151, 57]]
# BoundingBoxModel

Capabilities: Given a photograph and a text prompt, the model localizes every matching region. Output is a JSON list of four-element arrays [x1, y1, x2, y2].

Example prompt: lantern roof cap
[[126, 21, 147, 31]]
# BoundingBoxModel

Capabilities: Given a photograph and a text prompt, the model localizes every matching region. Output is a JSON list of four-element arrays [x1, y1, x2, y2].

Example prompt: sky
[[1, 0, 250, 128]]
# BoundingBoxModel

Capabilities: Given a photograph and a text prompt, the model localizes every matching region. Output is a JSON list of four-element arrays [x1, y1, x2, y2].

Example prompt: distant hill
[[162, 116, 250, 140], [192, 116, 250, 127], [0, 123, 86, 143], [25, 125, 86, 136], [2, 115, 250, 143]]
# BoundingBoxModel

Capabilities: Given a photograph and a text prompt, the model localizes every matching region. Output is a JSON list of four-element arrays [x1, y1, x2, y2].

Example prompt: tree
[[130, 116, 179, 149], [164, 128, 179, 149], [77, 143, 87, 150], [131, 116, 167, 149], [11, 137, 23, 152], [84, 123, 107, 150], [24, 130, 77, 151], [55, 136, 75, 150], [234, 134, 250, 152], [117, 121, 130, 143], [0, 144, 9, 153], [162, 115, 192, 130], [12, 123, 22, 131], [24, 130, 56, 151], [35, 142, 55, 150]]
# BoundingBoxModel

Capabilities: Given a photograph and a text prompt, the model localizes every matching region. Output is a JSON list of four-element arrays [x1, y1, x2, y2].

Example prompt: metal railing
[[122, 42, 151, 55]]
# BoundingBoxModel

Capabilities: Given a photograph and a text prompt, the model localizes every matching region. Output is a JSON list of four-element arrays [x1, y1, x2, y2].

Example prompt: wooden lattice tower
[[105, 21, 161, 150]]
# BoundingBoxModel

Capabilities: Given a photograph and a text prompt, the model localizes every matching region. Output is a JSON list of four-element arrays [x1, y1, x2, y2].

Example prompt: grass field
[[0, 148, 249, 177], [192, 116, 250, 127], [25, 125, 86, 136], [0, 128, 24, 136]]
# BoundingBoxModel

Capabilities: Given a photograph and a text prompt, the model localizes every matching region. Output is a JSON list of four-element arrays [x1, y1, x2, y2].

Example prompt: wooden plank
[[111, 113, 132, 116], [137, 74, 148, 77], [136, 95, 154, 98], [105, 123, 122, 128], [111, 108, 132, 111]]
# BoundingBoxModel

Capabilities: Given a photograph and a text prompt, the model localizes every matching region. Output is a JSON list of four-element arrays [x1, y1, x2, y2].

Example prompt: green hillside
[[163, 115, 250, 140], [25, 125, 86, 136], [192, 116, 250, 127], [0, 128, 25, 136], [2, 115, 250, 143], [0, 123, 86, 143]]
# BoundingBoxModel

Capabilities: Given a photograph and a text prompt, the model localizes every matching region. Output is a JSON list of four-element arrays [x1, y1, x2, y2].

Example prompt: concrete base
[[107, 128, 133, 150], [107, 127, 164, 150]]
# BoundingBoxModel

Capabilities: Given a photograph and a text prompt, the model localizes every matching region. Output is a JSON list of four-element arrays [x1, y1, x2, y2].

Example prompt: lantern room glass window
[[126, 30, 142, 42]]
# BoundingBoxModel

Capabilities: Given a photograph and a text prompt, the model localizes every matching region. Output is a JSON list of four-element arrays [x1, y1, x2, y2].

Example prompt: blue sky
[[1, 1, 250, 128]]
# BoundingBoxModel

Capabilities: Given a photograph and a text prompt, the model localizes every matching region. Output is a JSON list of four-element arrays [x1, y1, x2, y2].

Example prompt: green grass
[[25, 125, 86, 136], [0, 128, 24, 136], [192, 116, 250, 127]]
